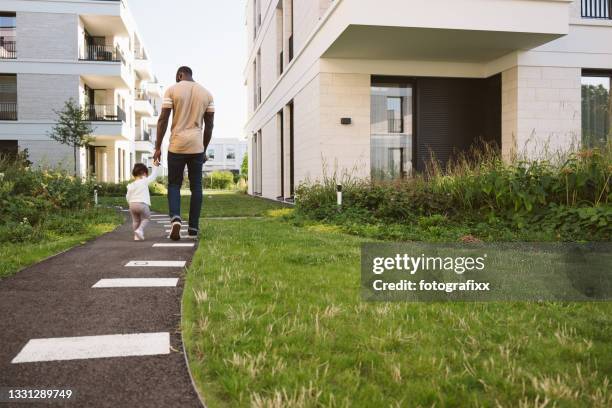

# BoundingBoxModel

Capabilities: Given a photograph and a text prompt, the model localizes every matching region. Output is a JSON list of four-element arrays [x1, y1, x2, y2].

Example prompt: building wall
[[260, 117, 279, 197], [292, 75, 322, 186], [293, 0, 321, 55], [18, 74, 80, 120], [16, 12, 78, 60], [319, 72, 370, 180], [502, 66, 581, 160]]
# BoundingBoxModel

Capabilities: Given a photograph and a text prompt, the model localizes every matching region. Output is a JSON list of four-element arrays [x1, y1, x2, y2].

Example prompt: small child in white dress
[[126, 162, 160, 241]]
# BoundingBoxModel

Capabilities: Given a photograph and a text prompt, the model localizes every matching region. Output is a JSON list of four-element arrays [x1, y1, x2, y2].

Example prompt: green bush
[[204, 171, 235, 190], [0, 152, 97, 243], [295, 144, 612, 241], [96, 180, 166, 197]]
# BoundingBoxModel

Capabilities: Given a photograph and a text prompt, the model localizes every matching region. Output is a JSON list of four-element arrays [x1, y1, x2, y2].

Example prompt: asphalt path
[[0, 211, 203, 407]]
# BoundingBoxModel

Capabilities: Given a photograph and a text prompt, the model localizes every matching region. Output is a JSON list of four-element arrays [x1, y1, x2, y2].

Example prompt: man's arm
[[153, 107, 172, 163], [203, 112, 215, 152]]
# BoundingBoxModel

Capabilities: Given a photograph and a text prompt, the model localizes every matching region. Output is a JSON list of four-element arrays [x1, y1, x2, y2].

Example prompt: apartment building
[[204, 137, 248, 176], [245, 0, 612, 200], [0, 0, 162, 183]]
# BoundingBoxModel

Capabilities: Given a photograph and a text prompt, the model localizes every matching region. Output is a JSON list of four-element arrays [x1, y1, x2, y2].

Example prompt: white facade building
[[245, 0, 612, 201], [204, 137, 248, 175], [0, 0, 162, 183]]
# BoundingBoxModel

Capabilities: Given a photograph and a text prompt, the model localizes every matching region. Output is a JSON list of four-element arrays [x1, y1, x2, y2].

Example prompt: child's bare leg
[[137, 205, 151, 233], [129, 205, 142, 231]]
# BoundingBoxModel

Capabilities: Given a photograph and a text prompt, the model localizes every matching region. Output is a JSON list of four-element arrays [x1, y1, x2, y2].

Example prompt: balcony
[[135, 129, 155, 152], [0, 40, 16, 59], [321, 0, 573, 62], [134, 89, 155, 117], [582, 0, 612, 19], [84, 104, 125, 122], [134, 47, 147, 60], [80, 44, 124, 63], [0, 102, 17, 121]]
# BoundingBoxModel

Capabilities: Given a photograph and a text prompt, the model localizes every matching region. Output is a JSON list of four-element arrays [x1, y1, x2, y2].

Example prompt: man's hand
[[153, 148, 162, 165]]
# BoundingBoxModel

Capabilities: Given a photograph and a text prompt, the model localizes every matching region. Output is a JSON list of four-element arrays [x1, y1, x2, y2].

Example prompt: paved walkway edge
[[180, 291, 207, 408]]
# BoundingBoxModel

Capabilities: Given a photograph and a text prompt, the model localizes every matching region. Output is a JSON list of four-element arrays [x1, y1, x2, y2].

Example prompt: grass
[[0, 208, 122, 279], [100, 190, 288, 218], [182, 192, 612, 407]]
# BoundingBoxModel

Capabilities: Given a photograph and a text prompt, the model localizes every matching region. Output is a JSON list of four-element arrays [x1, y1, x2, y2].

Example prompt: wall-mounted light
[[340, 118, 352, 125]]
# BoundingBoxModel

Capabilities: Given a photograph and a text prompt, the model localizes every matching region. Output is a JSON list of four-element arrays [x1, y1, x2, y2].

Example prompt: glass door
[[371, 79, 413, 181]]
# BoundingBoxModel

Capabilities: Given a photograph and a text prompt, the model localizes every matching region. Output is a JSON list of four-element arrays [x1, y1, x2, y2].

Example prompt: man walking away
[[154, 66, 215, 241]]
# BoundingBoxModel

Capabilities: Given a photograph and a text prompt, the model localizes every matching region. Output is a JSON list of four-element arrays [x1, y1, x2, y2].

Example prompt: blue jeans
[[167, 152, 205, 232]]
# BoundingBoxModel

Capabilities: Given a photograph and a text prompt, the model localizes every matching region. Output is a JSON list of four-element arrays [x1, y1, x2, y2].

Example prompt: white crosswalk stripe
[[12, 333, 170, 363], [125, 261, 186, 268], [93, 278, 179, 288], [153, 243, 195, 247]]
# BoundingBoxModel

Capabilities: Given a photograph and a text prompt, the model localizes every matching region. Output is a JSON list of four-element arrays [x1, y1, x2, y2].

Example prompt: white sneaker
[[135, 229, 145, 241], [134, 233, 141, 241]]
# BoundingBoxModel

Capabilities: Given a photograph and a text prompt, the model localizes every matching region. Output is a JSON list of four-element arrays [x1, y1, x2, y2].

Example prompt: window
[[386, 96, 403, 133], [582, 72, 611, 147], [371, 79, 413, 181], [276, 2, 284, 77], [226, 146, 236, 160], [288, 0, 294, 62], [254, 50, 262, 108], [0, 74, 17, 120], [253, 0, 261, 39], [0, 13, 16, 59], [253, 131, 263, 195], [0, 140, 18, 158], [207, 148, 216, 160]]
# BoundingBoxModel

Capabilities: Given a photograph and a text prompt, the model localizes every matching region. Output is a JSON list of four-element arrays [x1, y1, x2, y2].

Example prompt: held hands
[[153, 149, 162, 167]]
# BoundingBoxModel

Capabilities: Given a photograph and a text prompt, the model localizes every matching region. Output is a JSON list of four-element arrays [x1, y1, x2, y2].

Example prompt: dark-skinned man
[[154, 66, 215, 241]]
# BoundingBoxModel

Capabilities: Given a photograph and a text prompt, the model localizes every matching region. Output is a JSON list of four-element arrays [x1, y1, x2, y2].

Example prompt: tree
[[48, 98, 95, 176], [241, 153, 248, 179]]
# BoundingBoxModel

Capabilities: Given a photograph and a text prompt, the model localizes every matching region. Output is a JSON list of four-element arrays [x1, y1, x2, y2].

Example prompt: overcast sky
[[128, 0, 247, 140]]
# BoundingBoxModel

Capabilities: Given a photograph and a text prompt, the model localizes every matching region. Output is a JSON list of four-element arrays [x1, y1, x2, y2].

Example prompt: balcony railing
[[135, 89, 151, 101], [582, 0, 612, 19], [80, 44, 124, 63], [83, 104, 125, 122], [0, 40, 16, 59], [0, 102, 17, 120], [134, 48, 147, 60]]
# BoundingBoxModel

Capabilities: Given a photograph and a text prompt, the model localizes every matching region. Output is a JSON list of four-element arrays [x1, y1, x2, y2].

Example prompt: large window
[[0, 13, 16, 59], [207, 148, 216, 161], [582, 72, 611, 147], [371, 79, 413, 181], [226, 146, 236, 160], [0, 74, 17, 120]]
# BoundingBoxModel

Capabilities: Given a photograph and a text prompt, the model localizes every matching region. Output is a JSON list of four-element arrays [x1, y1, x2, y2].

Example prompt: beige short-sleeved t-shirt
[[162, 81, 215, 154]]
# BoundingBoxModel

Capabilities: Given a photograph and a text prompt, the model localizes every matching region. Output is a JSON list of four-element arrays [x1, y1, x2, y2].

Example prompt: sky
[[128, 0, 247, 140]]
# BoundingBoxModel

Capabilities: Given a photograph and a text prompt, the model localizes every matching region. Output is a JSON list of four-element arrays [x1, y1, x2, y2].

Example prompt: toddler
[[126, 162, 160, 241]]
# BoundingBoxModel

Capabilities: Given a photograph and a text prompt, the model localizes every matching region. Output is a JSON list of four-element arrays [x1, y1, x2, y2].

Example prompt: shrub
[[204, 171, 235, 190], [96, 180, 166, 197], [295, 144, 612, 241], [0, 152, 95, 232]]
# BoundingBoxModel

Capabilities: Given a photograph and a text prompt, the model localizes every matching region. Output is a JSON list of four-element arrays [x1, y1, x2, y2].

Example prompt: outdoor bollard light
[[94, 189, 98, 206], [337, 184, 343, 211]]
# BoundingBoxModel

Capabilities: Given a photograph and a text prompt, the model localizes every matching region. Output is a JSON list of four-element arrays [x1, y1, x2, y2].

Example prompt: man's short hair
[[132, 163, 149, 178], [177, 66, 193, 76]]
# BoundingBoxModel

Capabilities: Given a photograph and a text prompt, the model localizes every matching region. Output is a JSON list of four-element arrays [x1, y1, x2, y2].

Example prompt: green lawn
[[101, 190, 288, 218], [0, 208, 122, 279], [182, 193, 612, 407]]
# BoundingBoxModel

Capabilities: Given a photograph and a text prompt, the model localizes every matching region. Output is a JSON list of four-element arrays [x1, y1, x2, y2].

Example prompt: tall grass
[[295, 143, 611, 240]]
